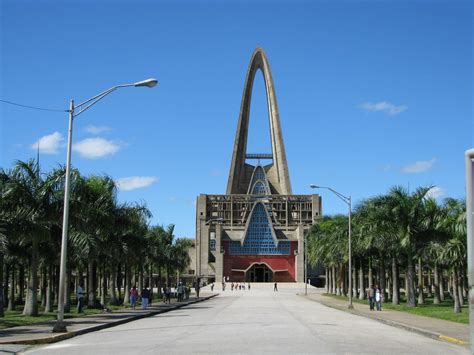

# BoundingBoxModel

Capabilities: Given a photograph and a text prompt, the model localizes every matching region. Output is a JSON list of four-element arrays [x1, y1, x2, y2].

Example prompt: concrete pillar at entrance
[[295, 225, 305, 282], [215, 224, 224, 284]]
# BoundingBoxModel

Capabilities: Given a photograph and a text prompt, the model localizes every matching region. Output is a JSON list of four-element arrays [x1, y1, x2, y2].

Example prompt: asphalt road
[[26, 284, 468, 354]]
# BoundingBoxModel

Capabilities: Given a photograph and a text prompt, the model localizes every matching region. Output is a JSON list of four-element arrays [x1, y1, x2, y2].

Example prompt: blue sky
[[1, 0, 472, 237]]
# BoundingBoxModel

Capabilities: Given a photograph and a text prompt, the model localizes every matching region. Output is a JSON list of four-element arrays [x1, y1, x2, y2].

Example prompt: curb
[[301, 295, 469, 347], [0, 294, 218, 346]]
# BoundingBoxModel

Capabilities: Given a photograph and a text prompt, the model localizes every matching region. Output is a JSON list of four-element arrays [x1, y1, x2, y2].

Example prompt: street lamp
[[53, 78, 158, 333], [465, 148, 474, 353], [310, 184, 353, 309]]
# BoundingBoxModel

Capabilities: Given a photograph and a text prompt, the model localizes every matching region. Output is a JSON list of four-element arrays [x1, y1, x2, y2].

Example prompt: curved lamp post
[[310, 184, 353, 309], [53, 78, 158, 333]]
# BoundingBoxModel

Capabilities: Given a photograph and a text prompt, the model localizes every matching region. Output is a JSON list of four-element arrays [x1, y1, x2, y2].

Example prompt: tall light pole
[[465, 148, 474, 353], [310, 184, 353, 309], [304, 230, 308, 295], [53, 78, 158, 333]]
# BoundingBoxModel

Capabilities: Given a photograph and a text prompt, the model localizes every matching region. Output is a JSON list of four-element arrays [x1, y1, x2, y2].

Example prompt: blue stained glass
[[249, 165, 270, 195], [229, 203, 290, 255], [252, 181, 267, 195]]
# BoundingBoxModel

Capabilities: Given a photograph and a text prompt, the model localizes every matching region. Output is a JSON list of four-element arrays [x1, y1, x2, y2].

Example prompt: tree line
[[0, 159, 192, 317], [307, 186, 467, 313]]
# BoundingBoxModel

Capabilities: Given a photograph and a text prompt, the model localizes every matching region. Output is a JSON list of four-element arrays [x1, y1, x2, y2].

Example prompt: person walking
[[76, 283, 85, 313], [248, 282, 251, 291], [130, 285, 139, 309], [195, 279, 201, 298], [375, 285, 382, 311], [177, 282, 183, 302], [368, 285, 375, 311], [165, 285, 171, 304], [274, 282, 278, 292], [141, 286, 150, 309], [210, 283, 214, 291]]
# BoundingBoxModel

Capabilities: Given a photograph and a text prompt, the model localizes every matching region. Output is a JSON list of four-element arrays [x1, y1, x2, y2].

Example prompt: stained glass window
[[229, 203, 290, 255]]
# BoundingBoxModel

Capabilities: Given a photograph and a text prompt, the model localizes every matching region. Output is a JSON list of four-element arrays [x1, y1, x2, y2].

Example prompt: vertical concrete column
[[215, 224, 224, 283], [195, 195, 209, 277], [295, 225, 305, 282]]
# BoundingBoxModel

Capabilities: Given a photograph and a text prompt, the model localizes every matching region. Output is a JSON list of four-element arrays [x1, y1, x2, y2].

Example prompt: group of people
[[230, 282, 250, 291], [367, 284, 383, 311], [129, 285, 151, 310]]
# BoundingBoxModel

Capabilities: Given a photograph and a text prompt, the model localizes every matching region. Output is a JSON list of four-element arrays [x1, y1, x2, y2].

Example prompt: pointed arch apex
[[226, 48, 292, 195]]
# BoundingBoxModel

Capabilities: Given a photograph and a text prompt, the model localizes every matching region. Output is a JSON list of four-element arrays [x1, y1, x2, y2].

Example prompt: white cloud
[[72, 138, 120, 159], [116, 176, 158, 191], [426, 186, 446, 199], [401, 158, 436, 173], [360, 101, 407, 115], [31, 132, 64, 154], [84, 125, 112, 134]]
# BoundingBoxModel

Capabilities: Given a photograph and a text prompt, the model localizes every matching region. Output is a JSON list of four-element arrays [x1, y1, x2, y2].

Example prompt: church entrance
[[246, 264, 273, 282]]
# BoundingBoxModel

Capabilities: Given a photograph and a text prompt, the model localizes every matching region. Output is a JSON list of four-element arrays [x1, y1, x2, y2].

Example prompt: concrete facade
[[195, 48, 321, 283]]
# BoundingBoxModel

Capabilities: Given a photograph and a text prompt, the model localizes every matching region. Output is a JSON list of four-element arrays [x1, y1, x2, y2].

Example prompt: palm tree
[[439, 198, 466, 313], [2, 160, 62, 316], [386, 186, 431, 307]]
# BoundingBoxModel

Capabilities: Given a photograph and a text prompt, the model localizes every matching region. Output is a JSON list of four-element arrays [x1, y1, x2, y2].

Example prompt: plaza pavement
[[305, 288, 469, 346], [22, 283, 469, 354], [0, 294, 215, 354]]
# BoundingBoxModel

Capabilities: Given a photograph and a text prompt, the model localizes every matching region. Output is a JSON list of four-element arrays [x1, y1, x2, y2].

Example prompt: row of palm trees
[[0, 159, 192, 317], [308, 186, 467, 313]]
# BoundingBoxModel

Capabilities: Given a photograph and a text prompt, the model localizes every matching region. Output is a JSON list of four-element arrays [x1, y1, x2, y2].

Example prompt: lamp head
[[309, 184, 320, 189], [134, 78, 158, 88]]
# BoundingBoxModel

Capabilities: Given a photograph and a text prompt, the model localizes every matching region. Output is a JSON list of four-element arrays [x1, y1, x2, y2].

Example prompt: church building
[[195, 48, 321, 282]]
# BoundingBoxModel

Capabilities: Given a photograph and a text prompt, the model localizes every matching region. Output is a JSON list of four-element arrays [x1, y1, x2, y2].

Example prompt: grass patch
[[324, 294, 469, 324], [0, 302, 127, 330], [0, 306, 104, 330], [0, 294, 169, 330]]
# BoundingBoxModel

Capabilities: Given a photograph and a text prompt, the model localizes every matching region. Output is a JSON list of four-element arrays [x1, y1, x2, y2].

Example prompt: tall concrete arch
[[226, 48, 292, 195]]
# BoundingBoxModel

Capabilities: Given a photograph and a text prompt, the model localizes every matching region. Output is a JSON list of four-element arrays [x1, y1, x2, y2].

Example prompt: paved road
[[27, 284, 468, 354]]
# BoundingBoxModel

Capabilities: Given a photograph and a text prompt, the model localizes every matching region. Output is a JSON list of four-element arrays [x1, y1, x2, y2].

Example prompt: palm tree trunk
[[138, 266, 143, 295], [3, 262, 9, 315], [328, 267, 332, 294], [417, 257, 424, 305], [433, 263, 441, 304], [40, 264, 46, 307], [149, 264, 155, 295], [102, 272, 107, 308], [23, 238, 39, 316], [44, 263, 53, 313], [87, 260, 97, 308], [380, 258, 386, 300], [8, 264, 15, 311], [406, 253, 416, 307], [64, 266, 71, 313], [458, 284, 464, 306], [0, 253, 4, 317], [427, 268, 432, 298], [392, 258, 400, 305], [18, 264, 25, 304], [123, 264, 131, 305], [352, 265, 357, 298], [368, 258, 373, 290], [358, 262, 365, 299], [325, 267, 329, 294], [331, 266, 336, 294], [117, 263, 122, 300], [439, 267, 445, 302], [452, 268, 461, 313], [109, 264, 118, 305], [336, 266, 342, 296]]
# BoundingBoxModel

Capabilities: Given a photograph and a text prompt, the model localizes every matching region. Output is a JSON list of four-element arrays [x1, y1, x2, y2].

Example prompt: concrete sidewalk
[[303, 290, 469, 347], [0, 294, 216, 349]]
